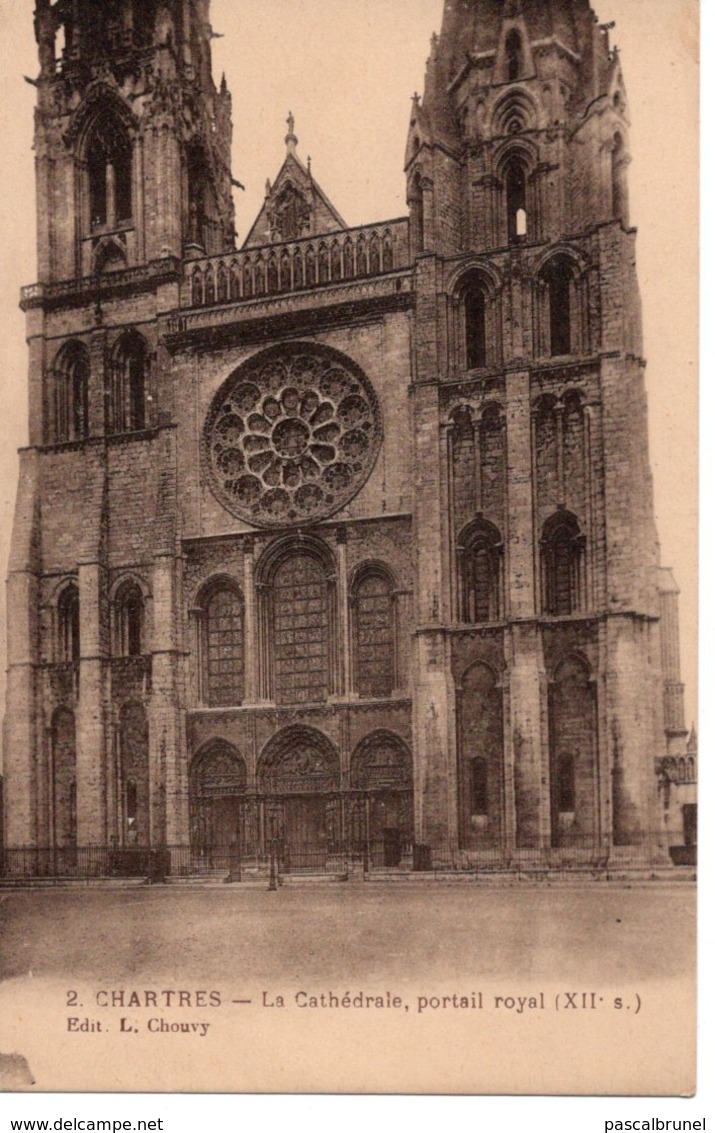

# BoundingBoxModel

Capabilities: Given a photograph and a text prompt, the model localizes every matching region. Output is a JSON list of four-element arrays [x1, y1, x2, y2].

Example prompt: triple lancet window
[[194, 550, 399, 708]]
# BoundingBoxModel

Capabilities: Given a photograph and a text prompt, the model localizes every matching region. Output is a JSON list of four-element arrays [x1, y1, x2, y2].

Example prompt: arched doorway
[[190, 741, 247, 867], [351, 731, 413, 867], [257, 727, 341, 865]]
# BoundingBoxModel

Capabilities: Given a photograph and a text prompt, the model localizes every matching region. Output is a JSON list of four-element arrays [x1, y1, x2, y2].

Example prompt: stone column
[[88, 329, 107, 437], [75, 561, 108, 844], [504, 368, 548, 849], [4, 454, 40, 850], [411, 381, 457, 846], [243, 539, 258, 703]]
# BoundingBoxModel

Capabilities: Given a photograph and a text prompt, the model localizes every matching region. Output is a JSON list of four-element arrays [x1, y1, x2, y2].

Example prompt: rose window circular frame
[[204, 344, 383, 527]]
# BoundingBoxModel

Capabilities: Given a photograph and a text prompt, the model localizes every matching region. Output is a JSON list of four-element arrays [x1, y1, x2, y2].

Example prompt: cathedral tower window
[[459, 519, 503, 624], [52, 341, 89, 444], [543, 258, 574, 356], [464, 285, 487, 369], [113, 582, 145, 657], [86, 112, 132, 230], [352, 566, 396, 699], [197, 580, 245, 708], [409, 173, 425, 254], [108, 331, 148, 434], [506, 30, 523, 82], [57, 584, 80, 663], [541, 511, 584, 616], [505, 157, 528, 243], [187, 143, 223, 254]]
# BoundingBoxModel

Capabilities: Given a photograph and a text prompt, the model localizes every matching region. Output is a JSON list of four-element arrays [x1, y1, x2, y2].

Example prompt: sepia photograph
[[0, 0, 699, 1098]]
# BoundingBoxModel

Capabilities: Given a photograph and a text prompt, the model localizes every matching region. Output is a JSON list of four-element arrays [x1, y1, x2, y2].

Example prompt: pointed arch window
[[506, 29, 522, 82], [464, 285, 487, 369], [108, 331, 148, 434], [198, 581, 245, 708], [541, 511, 584, 616], [460, 520, 502, 624], [58, 584, 80, 663], [187, 145, 220, 254], [505, 157, 528, 243], [543, 257, 574, 356], [257, 543, 338, 706], [352, 567, 396, 699], [52, 341, 89, 443], [272, 553, 331, 705], [114, 582, 145, 657], [86, 111, 132, 229]]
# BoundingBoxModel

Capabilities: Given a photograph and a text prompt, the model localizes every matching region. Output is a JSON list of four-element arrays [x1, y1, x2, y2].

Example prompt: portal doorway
[[189, 740, 247, 870], [258, 726, 342, 867], [350, 731, 414, 867]]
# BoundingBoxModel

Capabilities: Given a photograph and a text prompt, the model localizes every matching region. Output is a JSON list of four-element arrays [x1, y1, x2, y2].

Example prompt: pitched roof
[[243, 114, 347, 249]]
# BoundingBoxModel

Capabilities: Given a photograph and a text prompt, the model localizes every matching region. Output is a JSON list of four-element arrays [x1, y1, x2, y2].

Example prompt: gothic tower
[[5, 0, 234, 849], [405, 0, 666, 852]]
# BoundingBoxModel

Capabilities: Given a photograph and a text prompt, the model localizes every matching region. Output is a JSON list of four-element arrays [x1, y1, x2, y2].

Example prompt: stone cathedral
[[3, 0, 694, 871]]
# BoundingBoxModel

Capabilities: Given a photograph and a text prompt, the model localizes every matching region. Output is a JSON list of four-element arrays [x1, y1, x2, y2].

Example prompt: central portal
[[258, 726, 341, 867]]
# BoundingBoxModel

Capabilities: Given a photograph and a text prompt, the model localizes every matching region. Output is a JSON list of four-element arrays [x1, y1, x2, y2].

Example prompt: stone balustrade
[[182, 218, 410, 309]]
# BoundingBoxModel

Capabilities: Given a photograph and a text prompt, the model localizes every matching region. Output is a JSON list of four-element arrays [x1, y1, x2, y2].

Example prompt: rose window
[[205, 346, 382, 526]]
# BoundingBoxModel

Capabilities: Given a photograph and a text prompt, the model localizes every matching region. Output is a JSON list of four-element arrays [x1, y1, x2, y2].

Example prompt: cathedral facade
[[3, 0, 689, 870]]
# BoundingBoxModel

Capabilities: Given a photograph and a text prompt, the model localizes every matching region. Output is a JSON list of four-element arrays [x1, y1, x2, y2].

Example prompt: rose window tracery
[[205, 346, 382, 526]]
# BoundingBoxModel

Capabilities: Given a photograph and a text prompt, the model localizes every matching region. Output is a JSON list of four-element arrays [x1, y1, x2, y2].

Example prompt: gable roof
[[243, 114, 347, 248]]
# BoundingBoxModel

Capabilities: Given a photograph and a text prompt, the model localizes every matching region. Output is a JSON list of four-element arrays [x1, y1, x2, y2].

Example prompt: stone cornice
[[163, 285, 415, 354], [20, 258, 182, 313]]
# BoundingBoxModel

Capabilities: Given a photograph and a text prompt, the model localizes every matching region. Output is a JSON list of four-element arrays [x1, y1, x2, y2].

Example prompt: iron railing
[[0, 832, 693, 884]]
